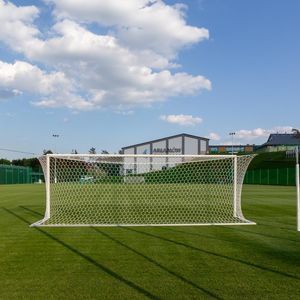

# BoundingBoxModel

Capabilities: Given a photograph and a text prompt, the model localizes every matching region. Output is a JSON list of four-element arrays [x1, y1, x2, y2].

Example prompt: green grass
[[47, 183, 239, 225], [0, 184, 300, 299]]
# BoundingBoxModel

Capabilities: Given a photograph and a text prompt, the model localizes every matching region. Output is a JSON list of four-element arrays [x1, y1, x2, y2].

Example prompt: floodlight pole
[[229, 132, 235, 155], [296, 146, 300, 232], [52, 134, 59, 153]]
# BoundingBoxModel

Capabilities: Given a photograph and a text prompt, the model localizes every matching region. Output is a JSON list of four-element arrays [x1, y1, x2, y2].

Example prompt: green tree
[[89, 147, 96, 154], [43, 149, 53, 155], [11, 158, 40, 171], [0, 158, 11, 165]]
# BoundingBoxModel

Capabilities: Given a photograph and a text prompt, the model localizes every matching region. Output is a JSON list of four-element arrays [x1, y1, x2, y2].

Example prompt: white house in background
[[121, 133, 209, 174]]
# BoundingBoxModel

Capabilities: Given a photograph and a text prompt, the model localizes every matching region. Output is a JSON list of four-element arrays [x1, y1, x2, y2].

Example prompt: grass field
[[45, 183, 244, 225], [0, 184, 299, 299]]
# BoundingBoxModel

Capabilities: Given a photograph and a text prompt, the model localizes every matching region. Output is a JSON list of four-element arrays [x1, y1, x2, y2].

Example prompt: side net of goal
[[31, 154, 255, 226]]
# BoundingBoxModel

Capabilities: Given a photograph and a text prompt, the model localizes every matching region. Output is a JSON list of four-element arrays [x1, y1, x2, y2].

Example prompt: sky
[[0, 0, 299, 159]]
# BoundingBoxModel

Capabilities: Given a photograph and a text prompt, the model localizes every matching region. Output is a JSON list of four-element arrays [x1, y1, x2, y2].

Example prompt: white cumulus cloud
[[206, 126, 295, 145], [0, 0, 40, 52], [160, 114, 203, 126], [0, 60, 71, 95], [0, 0, 211, 111], [235, 126, 293, 140], [208, 132, 221, 141], [46, 0, 209, 57], [0, 60, 97, 110]]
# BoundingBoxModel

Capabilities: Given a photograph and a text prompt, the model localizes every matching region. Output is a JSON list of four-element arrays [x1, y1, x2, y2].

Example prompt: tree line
[[0, 148, 112, 170]]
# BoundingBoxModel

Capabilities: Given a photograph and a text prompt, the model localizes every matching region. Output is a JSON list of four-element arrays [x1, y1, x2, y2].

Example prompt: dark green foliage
[[97, 163, 121, 177], [94, 176, 123, 184], [144, 160, 232, 184], [52, 160, 122, 183], [52, 159, 87, 183], [12, 157, 40, 171], [0, 159, 10, 165], [43, 150, 53, 155], [245, 152, 297, 186], [89, 147, 96, 154], [0, 157, 41, 172], [249, 151, 296, 170]]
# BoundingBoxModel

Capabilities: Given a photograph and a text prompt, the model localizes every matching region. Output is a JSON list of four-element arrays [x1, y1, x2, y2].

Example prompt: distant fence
[[1, 164, 297, 186], [244, 167, 296, 186], [0, 164, 44, 184]]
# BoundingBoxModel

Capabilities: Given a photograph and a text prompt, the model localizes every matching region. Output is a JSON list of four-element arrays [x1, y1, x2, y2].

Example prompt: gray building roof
[[122, 133, 209, 150], [261, 133, 300, 146]]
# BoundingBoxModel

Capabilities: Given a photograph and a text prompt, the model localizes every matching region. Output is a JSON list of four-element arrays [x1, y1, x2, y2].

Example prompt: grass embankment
[[248, 151, 296, 170]]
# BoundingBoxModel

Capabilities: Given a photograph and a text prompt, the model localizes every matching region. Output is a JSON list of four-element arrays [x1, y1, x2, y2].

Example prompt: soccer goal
[[31, 154, 255, 227]]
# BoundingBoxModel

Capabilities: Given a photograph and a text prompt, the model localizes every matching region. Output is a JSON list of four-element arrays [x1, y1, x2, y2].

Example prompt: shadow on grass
[[92, 227, 222, 300], [20, 205, 299, 243], [3, 207, 159, 300], [222, 226, 300, 244], [161, 227, 242, 245], [162, 226, 299, 245], [257, 220, 296, 232], [19, 206, 300, 281], [20, 206, 43, 217], [123, 227, 300, 281]]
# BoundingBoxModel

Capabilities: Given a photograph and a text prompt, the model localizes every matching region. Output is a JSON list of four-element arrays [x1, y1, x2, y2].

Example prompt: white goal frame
[[296, 146, 300, 232], [31, 154, 256, 227]]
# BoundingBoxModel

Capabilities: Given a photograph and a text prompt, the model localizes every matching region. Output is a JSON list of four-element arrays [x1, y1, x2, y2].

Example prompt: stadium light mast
[[52, 134, 60, 153], [229, 132, 235, 155]]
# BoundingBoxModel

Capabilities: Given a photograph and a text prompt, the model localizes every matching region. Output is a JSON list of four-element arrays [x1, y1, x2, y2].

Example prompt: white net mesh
[[32, 154, 255, 226]]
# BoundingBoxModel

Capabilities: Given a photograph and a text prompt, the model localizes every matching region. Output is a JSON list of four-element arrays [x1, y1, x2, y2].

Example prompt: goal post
[[31, 154, 256, 227], [296, 146, 300, 232]]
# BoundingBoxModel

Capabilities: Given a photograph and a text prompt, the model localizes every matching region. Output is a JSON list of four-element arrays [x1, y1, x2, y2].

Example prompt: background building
[[257, 133, 300, 152], [122, 133, 209, 174], [209, 144, 255, 154], [122, 133, 209, 156]]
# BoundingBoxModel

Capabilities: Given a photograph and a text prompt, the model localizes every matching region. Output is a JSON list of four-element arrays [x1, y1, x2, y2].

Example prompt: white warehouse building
[[121, 133, 209, 175]]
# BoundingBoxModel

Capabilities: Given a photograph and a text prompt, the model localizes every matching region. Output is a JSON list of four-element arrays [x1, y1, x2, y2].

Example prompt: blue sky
[[0, 0, 299, 159]]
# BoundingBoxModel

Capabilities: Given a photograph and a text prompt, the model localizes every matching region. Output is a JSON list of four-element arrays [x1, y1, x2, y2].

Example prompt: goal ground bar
[[31, 222, 256, 227]]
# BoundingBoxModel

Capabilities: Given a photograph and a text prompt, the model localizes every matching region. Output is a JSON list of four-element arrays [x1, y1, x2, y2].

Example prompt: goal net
[[31, 154, 255, 227]]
